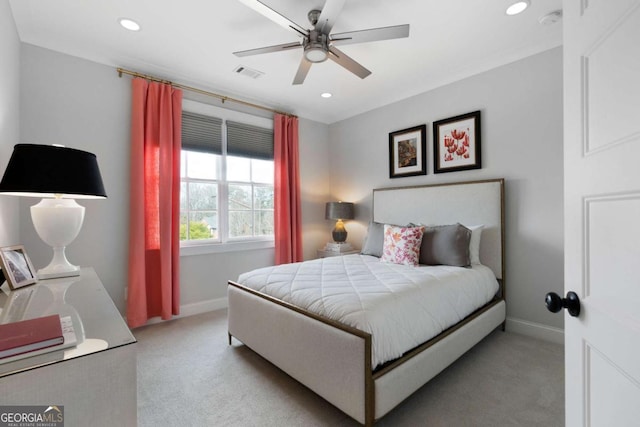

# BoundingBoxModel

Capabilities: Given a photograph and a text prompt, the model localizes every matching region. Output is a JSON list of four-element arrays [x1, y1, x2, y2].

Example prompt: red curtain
[[126, 78, 182, 328], [274, 114, 302, 264]]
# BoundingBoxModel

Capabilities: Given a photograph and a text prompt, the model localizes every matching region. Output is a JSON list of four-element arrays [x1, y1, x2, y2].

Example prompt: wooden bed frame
[[228, 179, 506, 425]]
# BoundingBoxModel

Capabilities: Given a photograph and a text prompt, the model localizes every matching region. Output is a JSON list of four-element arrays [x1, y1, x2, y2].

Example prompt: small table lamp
[[0, 144, 107, 279], [325, 201, 354, 243]]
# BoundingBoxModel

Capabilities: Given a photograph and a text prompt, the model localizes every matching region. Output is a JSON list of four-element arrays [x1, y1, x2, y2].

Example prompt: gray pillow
[[419, 223, 471, 267], [361, 221, 385, 257]]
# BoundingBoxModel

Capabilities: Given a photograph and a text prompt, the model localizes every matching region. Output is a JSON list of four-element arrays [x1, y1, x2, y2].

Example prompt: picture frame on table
[[433, 110, 482, 174], [389, 124, 427, 178], [0, 245, 37, 290]]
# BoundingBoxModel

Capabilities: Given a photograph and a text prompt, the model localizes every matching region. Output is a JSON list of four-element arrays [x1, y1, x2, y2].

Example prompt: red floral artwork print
[[443, 127, 471, 162]]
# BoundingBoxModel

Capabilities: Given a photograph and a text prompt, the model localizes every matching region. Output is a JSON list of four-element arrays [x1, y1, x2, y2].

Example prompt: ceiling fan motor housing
[[307, 9, 322, 26], [303, 30, 329, 63]]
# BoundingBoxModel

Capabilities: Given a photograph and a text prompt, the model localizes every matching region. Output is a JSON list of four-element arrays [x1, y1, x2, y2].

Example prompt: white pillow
[[465, 225, 484, 265]]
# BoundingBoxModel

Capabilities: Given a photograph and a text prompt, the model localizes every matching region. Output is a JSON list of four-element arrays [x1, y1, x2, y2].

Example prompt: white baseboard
[[180, 297, 228, 317], [139, 297, 228, 327], [505, 317, 564, 345]]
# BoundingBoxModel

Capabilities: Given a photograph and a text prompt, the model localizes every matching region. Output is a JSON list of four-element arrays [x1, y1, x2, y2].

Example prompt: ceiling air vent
[[233, 66, 264, 79]]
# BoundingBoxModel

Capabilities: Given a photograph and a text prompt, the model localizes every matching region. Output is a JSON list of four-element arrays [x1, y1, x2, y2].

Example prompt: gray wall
[[299, 118, 331, 260], [19, 44, 132, 307], [328, 47, 564, 331], [0, 0, 21, 247], [17, 43, 330, 314]]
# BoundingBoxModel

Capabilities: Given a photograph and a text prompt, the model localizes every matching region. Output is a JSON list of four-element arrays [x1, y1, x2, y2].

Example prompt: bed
[[228, 179, 505, 425]]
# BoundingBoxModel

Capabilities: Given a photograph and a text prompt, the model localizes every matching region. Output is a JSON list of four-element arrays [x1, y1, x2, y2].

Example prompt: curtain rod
[[116, 67, 296, 118]]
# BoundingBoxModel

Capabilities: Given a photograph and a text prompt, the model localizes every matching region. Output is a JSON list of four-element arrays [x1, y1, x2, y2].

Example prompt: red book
[[0, 315, 64, 359]]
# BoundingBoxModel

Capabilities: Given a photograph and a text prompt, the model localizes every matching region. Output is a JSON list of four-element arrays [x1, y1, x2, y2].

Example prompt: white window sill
[[180, 239, 275, 257]]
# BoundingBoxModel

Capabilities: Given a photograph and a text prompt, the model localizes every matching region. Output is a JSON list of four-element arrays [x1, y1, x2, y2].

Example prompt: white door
[[563, 0, 640, 425]]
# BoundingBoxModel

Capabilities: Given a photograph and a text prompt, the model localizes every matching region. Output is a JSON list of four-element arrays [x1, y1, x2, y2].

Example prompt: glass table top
[[0, 267, 135, 377]]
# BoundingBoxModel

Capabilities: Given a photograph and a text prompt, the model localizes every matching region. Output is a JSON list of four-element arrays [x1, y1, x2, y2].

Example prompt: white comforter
[[236, 254, 499, 368]]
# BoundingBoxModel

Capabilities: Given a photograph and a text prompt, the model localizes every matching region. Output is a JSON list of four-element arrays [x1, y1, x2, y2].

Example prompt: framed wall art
[[433, 110, 481, 173], [0, 245, 37, 290], [388, 124, 427, 178]]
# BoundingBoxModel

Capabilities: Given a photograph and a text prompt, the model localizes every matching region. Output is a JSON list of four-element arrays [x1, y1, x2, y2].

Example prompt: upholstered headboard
[[372, 179, 505, 280]]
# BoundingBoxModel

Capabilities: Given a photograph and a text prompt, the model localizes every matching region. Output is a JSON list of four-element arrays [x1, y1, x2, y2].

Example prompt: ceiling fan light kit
[[234, 0, 410, 85], [304, 30, 329, 63], [538, 10, 562, 25]]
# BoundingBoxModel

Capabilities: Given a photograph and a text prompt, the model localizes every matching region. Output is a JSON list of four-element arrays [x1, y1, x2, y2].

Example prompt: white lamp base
[[37, 259, 81, 280], [31, 198, 85, 280]]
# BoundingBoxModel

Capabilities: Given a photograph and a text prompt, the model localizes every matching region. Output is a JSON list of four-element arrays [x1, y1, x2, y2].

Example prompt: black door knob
[[545, 291, 580, 317]]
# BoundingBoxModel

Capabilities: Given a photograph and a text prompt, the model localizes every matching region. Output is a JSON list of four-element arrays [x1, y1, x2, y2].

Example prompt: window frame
[[180, 99, 275, 256]]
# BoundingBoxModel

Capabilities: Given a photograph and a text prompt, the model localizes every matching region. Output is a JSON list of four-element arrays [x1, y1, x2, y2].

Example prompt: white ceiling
[[9, 0, 563, 124]]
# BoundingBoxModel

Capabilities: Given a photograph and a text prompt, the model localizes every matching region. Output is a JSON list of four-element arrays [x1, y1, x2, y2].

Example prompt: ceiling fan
[[233, 0, 410, 85]]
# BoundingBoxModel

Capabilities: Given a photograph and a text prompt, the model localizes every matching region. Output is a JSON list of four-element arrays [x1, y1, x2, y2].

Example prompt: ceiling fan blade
[[237, 0, 307, 37], [293, 57, 312, 85], [331, 24, 410, 46], [328, 46, 371, 79], [315, 0, 346, 34], [233, 41, 302, 57]]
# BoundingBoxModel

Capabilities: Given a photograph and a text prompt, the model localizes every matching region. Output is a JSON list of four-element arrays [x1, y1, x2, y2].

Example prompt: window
[[180, 101, 274, 251]]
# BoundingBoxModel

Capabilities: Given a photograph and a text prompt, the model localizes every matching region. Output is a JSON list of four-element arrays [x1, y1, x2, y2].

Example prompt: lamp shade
[[0, 144, 107, 199], [325, 202, 354, 220]]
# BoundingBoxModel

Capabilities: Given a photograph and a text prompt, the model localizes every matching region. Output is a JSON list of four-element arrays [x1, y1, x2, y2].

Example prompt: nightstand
[[317, 249, 360, 258]]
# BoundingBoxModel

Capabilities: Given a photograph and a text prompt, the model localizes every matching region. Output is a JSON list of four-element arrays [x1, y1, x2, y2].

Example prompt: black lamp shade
[[0, 144, 107, 199], [325, 202, 354, 220]]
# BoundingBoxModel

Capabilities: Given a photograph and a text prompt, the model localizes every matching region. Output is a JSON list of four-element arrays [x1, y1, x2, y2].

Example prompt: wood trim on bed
[[364, 327, 374, 426], [372, 177, 503, 192]]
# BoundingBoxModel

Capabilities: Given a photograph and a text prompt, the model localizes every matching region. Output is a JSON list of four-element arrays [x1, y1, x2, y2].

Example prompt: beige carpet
[[135, 309, 564, 426]]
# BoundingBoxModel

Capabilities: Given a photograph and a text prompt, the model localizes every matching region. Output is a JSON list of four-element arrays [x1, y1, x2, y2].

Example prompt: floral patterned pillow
[[380, 224, 425, 266]]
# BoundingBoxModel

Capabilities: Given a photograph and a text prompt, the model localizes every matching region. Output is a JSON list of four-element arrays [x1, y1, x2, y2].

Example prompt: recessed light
[[539, 10, 562, 25], [506, 1, 530, 16], [321, 92, 332, 98], [119, 18, 141, 31]]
